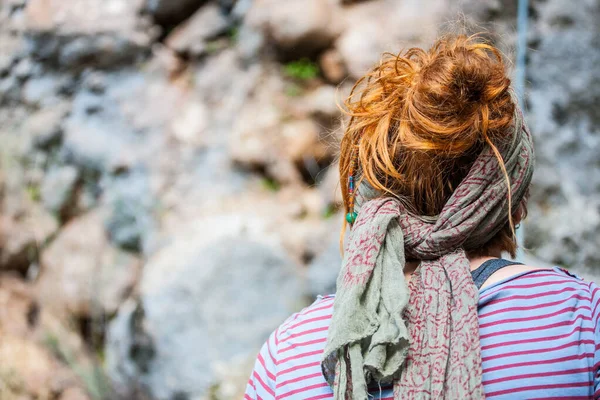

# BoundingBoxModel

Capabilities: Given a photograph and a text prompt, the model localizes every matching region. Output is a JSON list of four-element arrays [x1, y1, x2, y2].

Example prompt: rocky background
[[0, 0, 598, 399]]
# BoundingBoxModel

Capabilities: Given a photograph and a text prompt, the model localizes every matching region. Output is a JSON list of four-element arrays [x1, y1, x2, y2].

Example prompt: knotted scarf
[[322, 108, 534, 399]]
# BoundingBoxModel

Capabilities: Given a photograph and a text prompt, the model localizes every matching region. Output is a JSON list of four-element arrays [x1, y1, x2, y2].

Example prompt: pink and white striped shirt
[[246, 267, 600, 399]]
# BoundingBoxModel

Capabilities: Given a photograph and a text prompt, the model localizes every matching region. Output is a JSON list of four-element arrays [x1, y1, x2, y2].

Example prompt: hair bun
[[339, 35, 518, 217], [406, 35, 515, 154]]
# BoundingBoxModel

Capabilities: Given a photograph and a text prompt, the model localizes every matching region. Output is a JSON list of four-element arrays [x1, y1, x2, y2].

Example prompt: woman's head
[[339, 34, 527, 257]]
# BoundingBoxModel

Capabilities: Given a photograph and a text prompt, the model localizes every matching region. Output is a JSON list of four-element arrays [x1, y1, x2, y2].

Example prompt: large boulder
[[105, 215, 303, 400], [336, 0, 446, 78], [35, 210, 141, 318], [165, 3, 231, 58], [60, 70, 177, 176], [246, 0, 341, 57], [23, 0, 155, 68]]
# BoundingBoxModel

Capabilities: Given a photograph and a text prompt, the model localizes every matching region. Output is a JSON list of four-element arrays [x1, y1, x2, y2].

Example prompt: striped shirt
[[245, 267, 600, 399]]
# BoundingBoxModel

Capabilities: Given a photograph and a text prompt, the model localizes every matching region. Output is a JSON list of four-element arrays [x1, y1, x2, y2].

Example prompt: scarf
[[321, 108, 534, 399]]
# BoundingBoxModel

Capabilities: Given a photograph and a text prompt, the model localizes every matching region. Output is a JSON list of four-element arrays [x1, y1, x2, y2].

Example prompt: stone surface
[[165, 3, 230, 57], [246, 0, 341, 56], [19, 104, 69, 152], [0, 206, 58, 273], [524, 0, 600, 268], [61, 71, 161, 174], [457, 0, 600, 271], [336, 0, 446, 78], [103, 171, 156, 253], [1, 0, 600, 399], [41, 165, 79, 216], [145, 0, 207, 25], [0, 216, 37, 273], [282, 119, 331, 164], [24, 0, 154, 68], [319, 48, 347, 83], [0, 274, 93, 400], [306, 229, 344, 297], [36, 211, 141, 317], [294, 85, 341, 125], [106, 217, 302, 399], [228, 70, 303, 183]]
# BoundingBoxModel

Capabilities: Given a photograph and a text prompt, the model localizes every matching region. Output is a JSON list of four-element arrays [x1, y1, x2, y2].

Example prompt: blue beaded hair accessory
[[346, 147, 358, 224]]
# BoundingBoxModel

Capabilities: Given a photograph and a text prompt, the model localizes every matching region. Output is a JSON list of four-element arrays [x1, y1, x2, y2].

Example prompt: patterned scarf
[[321, 109, 534, 399]]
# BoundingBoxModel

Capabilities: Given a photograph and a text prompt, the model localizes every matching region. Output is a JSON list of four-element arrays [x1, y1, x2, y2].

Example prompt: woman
[[245, 35, 600, 399]]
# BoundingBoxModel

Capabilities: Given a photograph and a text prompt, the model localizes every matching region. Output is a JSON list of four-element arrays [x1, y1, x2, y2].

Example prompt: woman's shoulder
[[479, 266, 600, 313], [276, 295, 335, 342]]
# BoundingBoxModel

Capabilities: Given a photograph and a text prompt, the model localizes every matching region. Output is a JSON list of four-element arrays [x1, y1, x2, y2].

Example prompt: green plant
[[43, 332, 112, 400], [261, 177, 280, 192], [25, 183, 41, 202], [283, 58, 319, 81], [228, 26, 240, 43], [322, 203, 338, 219], [284, 83, 303, 97]]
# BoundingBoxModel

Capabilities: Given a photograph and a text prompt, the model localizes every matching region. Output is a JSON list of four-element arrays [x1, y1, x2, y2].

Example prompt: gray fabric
[[471, 258, 523, 289], [322, 105, 535, 399]]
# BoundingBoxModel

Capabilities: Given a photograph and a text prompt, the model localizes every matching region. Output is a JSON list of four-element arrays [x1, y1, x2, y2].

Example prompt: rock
[[0, 75, 20, 106], [226, 64, 339, 185], [319, 48, 347, 83], [229, 70, 303, 183], [282, 119, 331, 164], [307, 236, 342, 297], [246, 0, 341, 57], [463, 0, 600, 270], [294, 85, 341, 123], [21, 74, 67, 106], [209, 356, 256, 400], [231, 0, 253, 20], [20, 104, 69, 151], [24, 0, 154, 68], [12, 57, 37, 80], [0, 274, 93, 400], [41, 166, 79, 217], [170, 99, 209, 147], [0, 215, 37, 273], [165, 3, 230, 57], [0, 335, 83, 400], [336, 0, 444, 78], [62, 72, 148, 173], [235, 24, 266, 62], [319, 162, 343, 207], [59, 387, 91, 400], [106, 217, 302, 399], [145, 0, 207, 25], [0, 34, 23, 76], [0, 206, 58, 273], [36, 210, 141, 318], [103, 171, 156, 253]]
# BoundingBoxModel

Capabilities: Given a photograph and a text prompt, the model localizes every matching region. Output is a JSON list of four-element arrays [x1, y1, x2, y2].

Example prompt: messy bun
[[340, 34, 519, 253]]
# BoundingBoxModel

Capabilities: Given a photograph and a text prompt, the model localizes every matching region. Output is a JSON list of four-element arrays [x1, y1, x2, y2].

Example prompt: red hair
[[339, 34, 521, 256]]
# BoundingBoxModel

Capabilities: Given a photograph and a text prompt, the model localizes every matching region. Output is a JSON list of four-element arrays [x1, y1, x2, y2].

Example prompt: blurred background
[[0, 0, 598, 399]]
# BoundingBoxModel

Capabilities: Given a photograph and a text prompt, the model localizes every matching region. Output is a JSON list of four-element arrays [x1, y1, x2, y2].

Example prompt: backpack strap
[[471, 258, 523, 290]]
